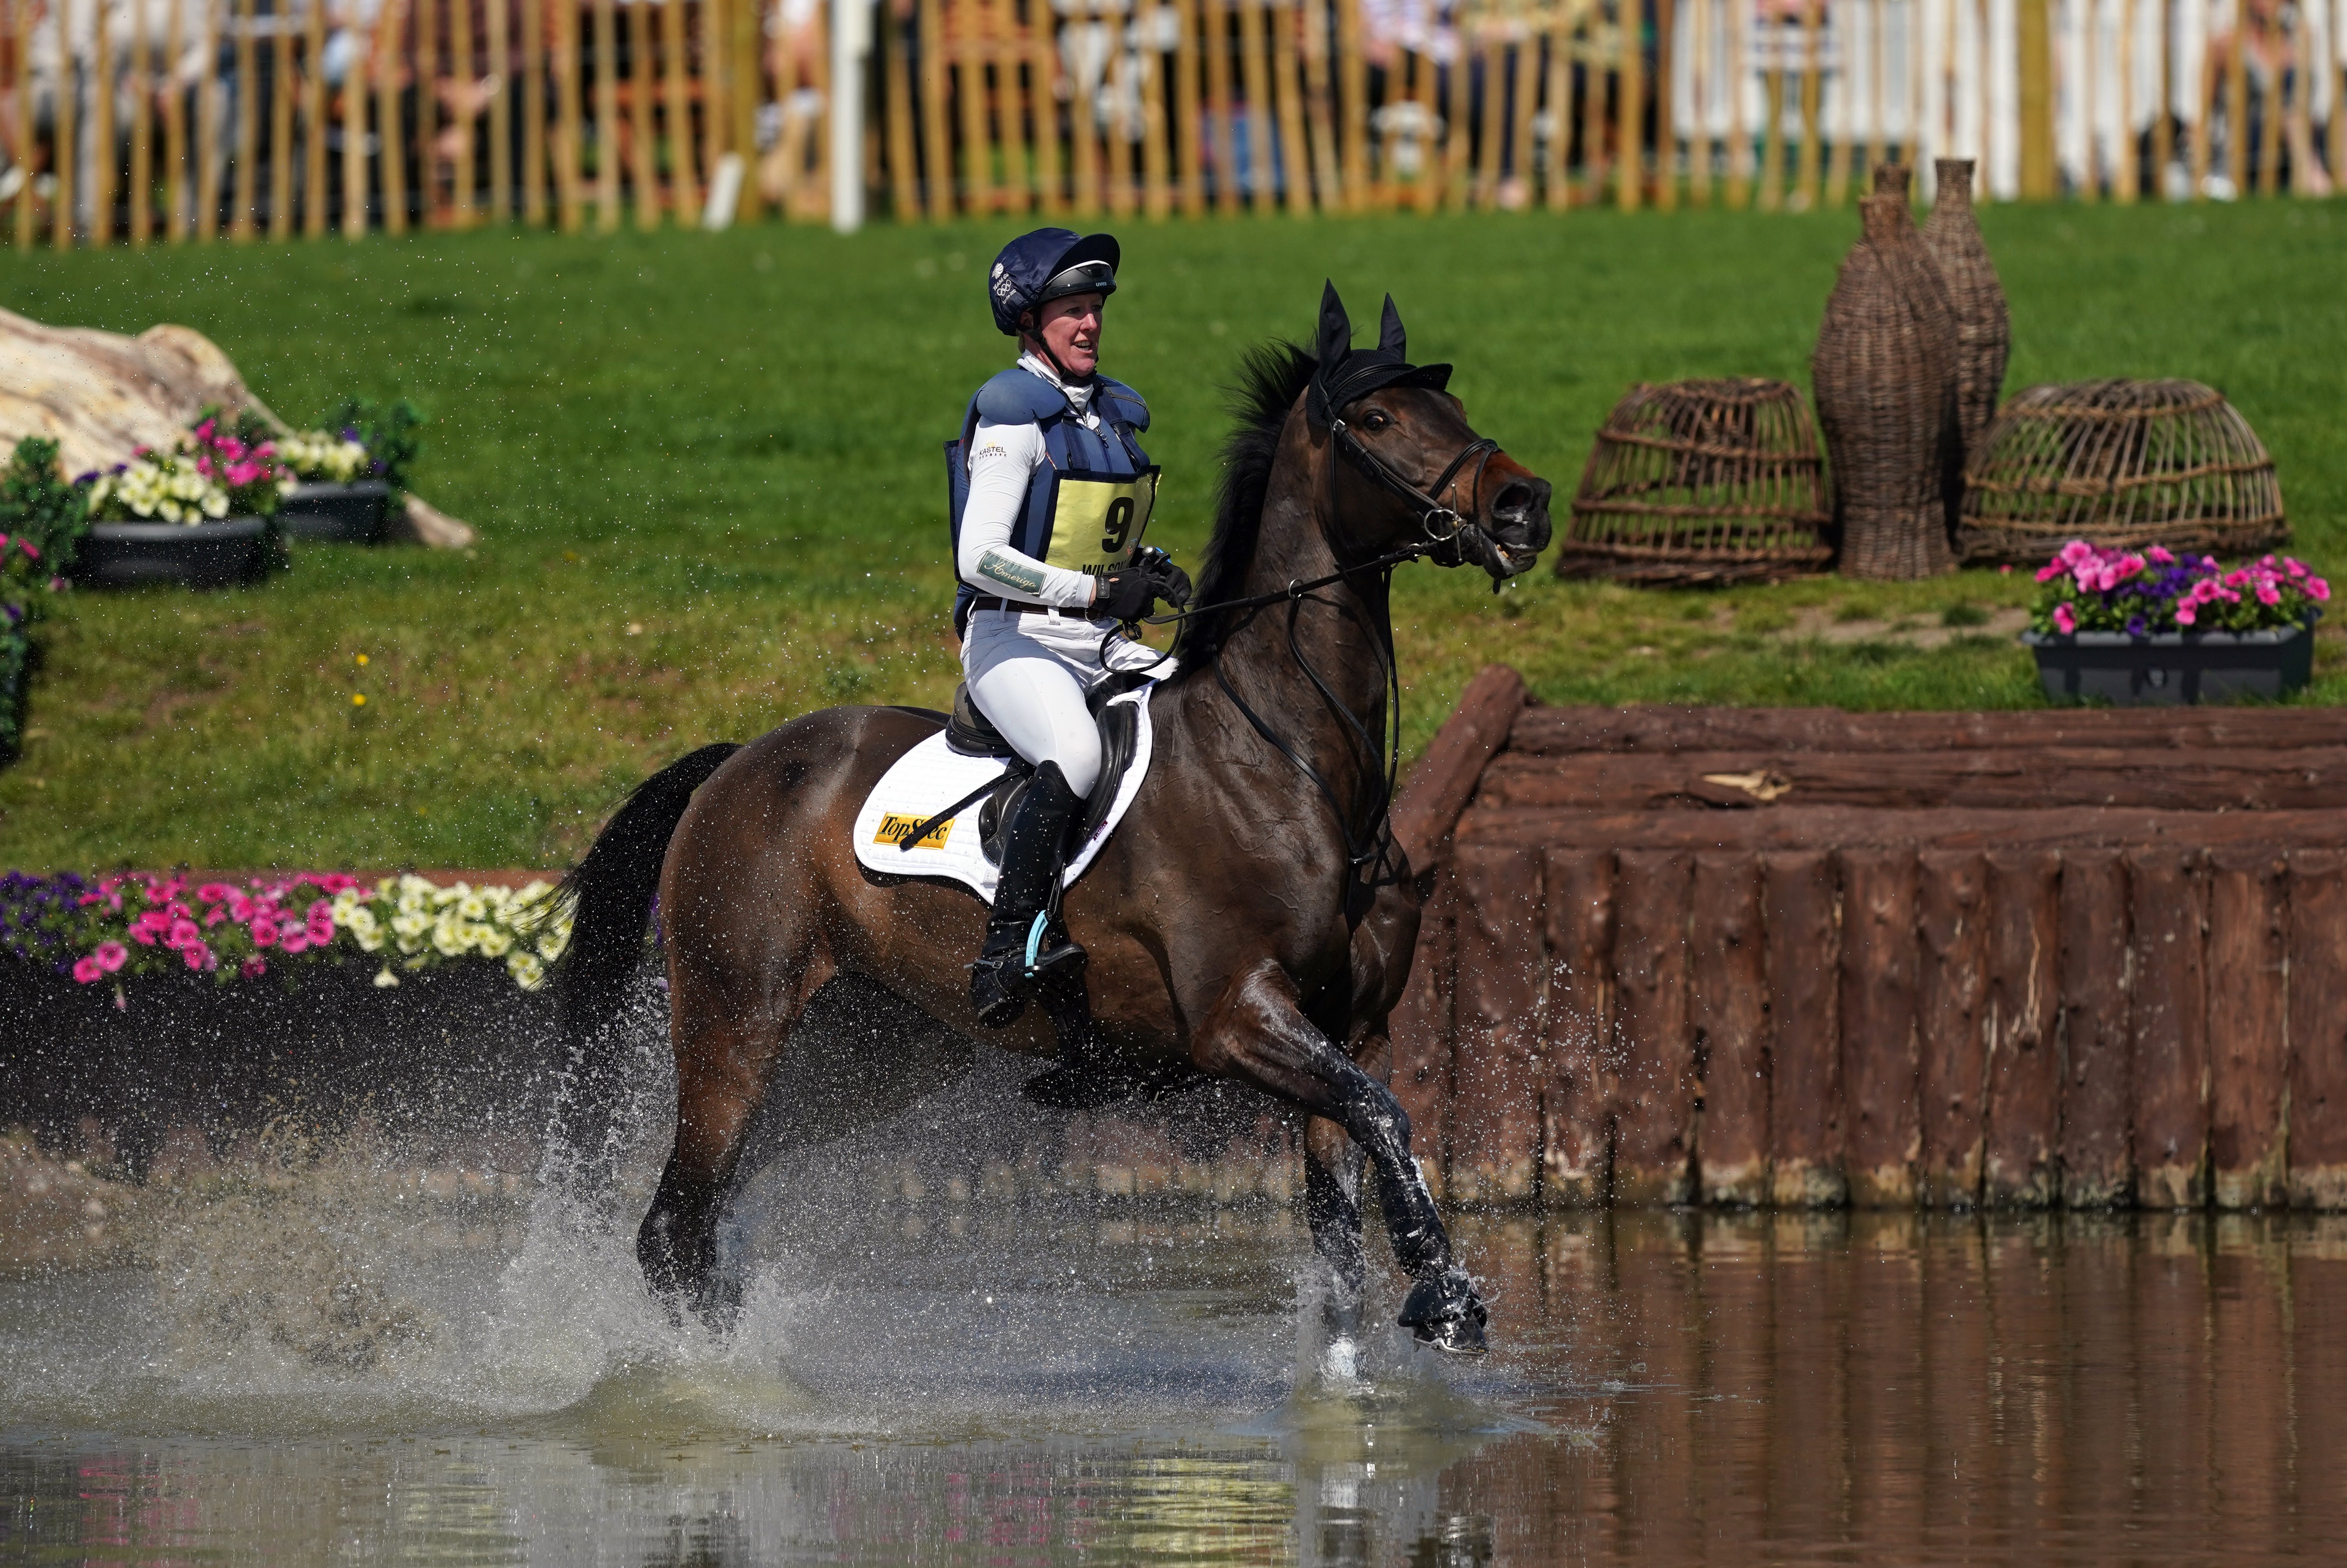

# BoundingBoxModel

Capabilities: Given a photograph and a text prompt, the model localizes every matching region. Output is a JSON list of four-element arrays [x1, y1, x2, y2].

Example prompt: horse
[[551, 285, 1553, 1358]]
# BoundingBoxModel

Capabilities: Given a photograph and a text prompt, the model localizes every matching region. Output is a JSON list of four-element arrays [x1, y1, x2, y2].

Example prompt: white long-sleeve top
[[957, 352, 1101, 611]]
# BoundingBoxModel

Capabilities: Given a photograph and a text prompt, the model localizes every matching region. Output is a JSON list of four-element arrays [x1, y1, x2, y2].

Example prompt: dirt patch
[[1773, 605, 2033, 649]]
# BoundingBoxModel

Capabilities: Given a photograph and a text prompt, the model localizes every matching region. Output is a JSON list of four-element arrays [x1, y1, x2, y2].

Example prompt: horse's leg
[[1199, 959, 1487, 1354], [638, 937, 834, 1326], [1303, 1115, 1368, 1377]]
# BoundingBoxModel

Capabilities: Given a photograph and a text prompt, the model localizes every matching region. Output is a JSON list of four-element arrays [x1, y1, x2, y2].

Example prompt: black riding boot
[[968, 761, 1087, 1028]]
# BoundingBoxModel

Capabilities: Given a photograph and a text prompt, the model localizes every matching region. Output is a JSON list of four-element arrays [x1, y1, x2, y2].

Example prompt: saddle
[[946, 672, 1151, 863]]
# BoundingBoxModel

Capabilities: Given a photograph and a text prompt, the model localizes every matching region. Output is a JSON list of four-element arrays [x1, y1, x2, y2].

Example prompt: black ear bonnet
[[1306, 281, 1454, 427]]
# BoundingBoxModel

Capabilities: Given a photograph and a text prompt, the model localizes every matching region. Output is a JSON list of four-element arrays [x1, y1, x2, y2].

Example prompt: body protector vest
[[946, 366, 1159, 635]]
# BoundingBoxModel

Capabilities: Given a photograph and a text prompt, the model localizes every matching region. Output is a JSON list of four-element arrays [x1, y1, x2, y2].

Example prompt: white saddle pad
[[851, 683, 1157, 904]]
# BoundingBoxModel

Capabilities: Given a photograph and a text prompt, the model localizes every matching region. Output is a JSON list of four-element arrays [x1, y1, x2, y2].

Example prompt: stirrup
[[1023, 910, 1086, 980]]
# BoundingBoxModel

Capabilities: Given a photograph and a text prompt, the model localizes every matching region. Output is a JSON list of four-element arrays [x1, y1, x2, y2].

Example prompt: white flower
[[432, 916, 467, 957], [457, 892, 488, 922], [473, 925, 513, 958], [374, 967, 400, 988], [355, 925, 385, 953], [507, 951, 545, 990], [389, 910, 431, 940]]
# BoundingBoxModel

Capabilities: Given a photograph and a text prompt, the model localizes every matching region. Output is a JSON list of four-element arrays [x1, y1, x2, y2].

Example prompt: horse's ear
[[1378, 293, 1406, 358], [1317, 280, 1352, 376]]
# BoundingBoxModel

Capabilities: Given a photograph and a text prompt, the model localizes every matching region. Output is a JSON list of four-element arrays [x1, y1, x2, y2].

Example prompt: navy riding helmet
[[987, 229, 1121, 337]]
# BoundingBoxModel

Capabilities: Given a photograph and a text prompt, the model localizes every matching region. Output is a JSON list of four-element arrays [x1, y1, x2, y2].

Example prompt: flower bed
[[0, 439, 84, 757], [2, 872, 570, 994], [2029, 541, 2330, 636], [2024, 542, 2331, 705]]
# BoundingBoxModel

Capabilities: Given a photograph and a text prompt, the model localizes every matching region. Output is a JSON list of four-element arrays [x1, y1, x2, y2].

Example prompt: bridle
[[1326, 414, 1500, 571], [1122, 404, 1507, 891]]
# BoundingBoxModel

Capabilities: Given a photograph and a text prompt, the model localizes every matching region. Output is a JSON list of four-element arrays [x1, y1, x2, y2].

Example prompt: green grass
[[4, 200, 2345, 869]]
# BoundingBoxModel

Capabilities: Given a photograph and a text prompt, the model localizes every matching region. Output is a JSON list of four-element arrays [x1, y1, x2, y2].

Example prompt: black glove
[[1094, 566, 1160, 623], [1135, 545, 1193, 610]]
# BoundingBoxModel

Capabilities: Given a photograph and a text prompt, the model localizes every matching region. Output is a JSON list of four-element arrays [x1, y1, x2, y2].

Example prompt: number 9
[[1099, 496, 1134, 554]]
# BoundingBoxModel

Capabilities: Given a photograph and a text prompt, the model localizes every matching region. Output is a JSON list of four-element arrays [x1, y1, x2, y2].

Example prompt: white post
[[831, 0, 872, 232]]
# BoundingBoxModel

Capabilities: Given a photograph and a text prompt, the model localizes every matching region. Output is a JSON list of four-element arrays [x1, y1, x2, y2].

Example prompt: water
[[12, 1086, 2347, 1562]]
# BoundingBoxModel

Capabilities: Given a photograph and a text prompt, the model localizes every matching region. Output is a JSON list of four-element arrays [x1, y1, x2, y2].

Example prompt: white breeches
[[963, 606, 1162, 798]]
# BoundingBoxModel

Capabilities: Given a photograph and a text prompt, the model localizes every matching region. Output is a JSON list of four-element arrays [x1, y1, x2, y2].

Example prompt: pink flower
[[227, 893, 254, 922], [19, 541, 35, 561], [166, 918, 201, 949], [2225, 569, 2249, 589], [2257, 583, 2282, 607], [2308, 577, 2331, 602], [2288, 559, 2308, 579], [2176, 603, 2198, 627], [2036, 563, 2064, 583], [241, 957, 268, 978], [2000, 564, 2015, 575], [316, 873, 358, 894], [250, 919, 278, 949], [2053, 604, 2077, 634], [183, 942, 210, 971], [130, 924, 158, 947], [197, 882, 232, 903], [94, 941, 127, 972], [73, 956, 104, 984], [204, 906, 228, 928], [2060, 540, 2093, 565], [2149, 546, 2176, 565]]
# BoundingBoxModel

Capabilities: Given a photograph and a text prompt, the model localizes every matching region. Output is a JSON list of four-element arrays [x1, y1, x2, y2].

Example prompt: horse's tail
[[551, 741, 743, 1045]]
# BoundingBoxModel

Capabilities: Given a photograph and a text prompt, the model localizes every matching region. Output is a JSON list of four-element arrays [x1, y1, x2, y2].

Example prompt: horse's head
[[1306, 282, 1552, 582]]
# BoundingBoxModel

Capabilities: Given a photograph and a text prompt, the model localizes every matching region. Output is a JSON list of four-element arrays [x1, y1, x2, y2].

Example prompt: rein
[[1118, 418, 1503, 885]]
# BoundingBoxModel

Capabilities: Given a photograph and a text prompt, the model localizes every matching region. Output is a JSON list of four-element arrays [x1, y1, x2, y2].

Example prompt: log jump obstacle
[[1387, 665, 2347, 1211]]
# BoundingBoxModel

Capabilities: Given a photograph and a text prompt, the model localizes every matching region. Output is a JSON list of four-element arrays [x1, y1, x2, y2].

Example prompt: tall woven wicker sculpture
[[1956, 380, 2287, 561], [1558, 379, 1832, 585], [1812, 183, 1962, 579], [1921, 158, 2011, 471]]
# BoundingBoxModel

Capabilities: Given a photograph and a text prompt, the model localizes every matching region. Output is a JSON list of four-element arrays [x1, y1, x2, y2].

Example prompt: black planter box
[[279, 480, 393, 543], [74, 517, 274, 589], [2024, 624, 2316, 705]]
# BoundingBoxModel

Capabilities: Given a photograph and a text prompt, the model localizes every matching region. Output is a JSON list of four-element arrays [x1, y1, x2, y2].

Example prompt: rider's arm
[[960, 419, 1100, 609]]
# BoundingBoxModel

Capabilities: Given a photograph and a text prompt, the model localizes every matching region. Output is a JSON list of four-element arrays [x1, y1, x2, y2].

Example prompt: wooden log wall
[[1391, 666, 2347, 1211], [4, 0, 2343, 247]]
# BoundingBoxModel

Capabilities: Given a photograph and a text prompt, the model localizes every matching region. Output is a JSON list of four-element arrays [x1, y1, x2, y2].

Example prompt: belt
[[967, 595, 1120, 624]]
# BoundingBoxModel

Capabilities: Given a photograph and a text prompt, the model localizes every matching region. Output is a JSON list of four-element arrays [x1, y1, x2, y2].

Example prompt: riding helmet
[[988, 229, 1121, 337]]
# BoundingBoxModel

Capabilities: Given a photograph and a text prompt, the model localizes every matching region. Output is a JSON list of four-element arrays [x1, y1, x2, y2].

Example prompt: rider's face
[[1026, 293, 1105, 377]]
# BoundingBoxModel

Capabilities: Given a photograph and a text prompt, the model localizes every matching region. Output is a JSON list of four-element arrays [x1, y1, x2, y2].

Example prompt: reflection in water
[[11, 1198, 2347, 1563]]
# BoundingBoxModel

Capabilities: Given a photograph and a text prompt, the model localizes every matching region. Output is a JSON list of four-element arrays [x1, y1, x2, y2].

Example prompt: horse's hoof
[[1397, 1264, 1489, 1356]]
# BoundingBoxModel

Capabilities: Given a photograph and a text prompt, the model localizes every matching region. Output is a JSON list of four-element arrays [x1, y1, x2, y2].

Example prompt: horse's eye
[[1362, 410, 1391, 432]]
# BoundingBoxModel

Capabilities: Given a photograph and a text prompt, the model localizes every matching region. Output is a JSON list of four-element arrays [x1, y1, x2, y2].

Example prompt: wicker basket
[[1812, 186, 1962, 579], [1557, 379, 1832, 586], [1956, 379, 2287, 562], [1920, 158, 2011, 470]]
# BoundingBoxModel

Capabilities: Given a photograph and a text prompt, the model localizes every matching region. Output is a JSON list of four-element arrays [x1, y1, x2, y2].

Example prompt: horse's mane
[[1170, 340, 1318, 676]]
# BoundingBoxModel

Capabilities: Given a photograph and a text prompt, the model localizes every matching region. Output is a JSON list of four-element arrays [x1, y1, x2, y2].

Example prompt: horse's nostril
[[1492, 480, 1541, 518]]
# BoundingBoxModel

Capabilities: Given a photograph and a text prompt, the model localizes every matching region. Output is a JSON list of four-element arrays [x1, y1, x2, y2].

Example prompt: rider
[[949, 228, 1191, 1029]]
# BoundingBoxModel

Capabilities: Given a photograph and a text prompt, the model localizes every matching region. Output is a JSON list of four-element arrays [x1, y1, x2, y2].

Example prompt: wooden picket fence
[[3, 0, 2343, 244]]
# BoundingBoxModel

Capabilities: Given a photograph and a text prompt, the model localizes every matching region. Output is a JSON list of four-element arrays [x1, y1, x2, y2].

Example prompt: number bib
[[1039, 467, 1162, 580]]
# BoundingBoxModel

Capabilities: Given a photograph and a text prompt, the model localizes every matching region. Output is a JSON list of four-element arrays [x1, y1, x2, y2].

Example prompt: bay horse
[[552, 286, 1552, 1359]]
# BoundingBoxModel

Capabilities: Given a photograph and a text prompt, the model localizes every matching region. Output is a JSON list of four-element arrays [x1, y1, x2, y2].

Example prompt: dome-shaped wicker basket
[[1557, 378, 1833, 586], [1957, 379, 2286, 563]]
